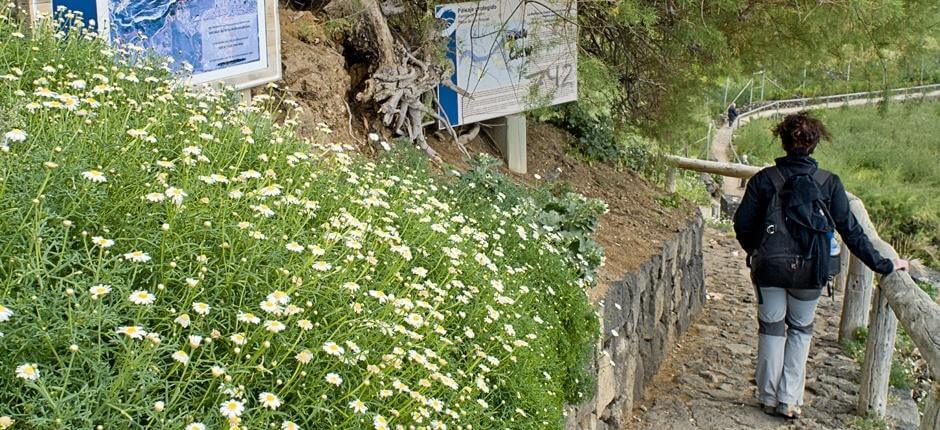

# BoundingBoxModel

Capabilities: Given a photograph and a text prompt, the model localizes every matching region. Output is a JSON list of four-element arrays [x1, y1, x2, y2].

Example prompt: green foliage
[[841, 327, 869, 362], [850, 413, 888, 430], [916, 279, 938, 301], [458, 154, 608, 289], [0, 13, 598, 429], [735, 103, 940, 268], [551, 103, 659, 175], [579, 0, 940, 140]]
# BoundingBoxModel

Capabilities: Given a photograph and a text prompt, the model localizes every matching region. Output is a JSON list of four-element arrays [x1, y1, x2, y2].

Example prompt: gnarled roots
[[357, 50, 468, 162]]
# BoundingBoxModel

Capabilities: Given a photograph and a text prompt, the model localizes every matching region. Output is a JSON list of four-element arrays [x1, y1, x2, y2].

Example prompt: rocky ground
[[627, 227, 920, 430]]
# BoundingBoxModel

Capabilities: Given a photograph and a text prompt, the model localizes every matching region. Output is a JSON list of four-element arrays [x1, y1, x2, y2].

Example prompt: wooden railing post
[[856, 284, 898, 416], [839, 199, 876, 342], [832, 243, 850, 292], [839, 255, 874, 341], [665, 167, 677, 193], [923, 383, 940, 430]]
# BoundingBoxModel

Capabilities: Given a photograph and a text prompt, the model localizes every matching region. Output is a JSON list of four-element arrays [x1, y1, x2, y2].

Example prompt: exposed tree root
[[329, 0, 470, 161]]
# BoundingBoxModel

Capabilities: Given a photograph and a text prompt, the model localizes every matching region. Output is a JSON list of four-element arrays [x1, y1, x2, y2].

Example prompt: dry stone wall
[[566, 215, 705, 430]]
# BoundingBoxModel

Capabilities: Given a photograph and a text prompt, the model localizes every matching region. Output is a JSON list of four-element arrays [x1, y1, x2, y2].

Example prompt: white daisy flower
[[285, 242, 304, 253], [0, 304, 12, 322], [88, 284, 111, 299], [128, 290, 155, 305], [295, 349, 313, 364], [405, 313, 424, 328], [91, 236, 114, 248], [325, 372, 343, 386], [15, 363, 39, 381], [116, 326, 147, 340], [322, 341, 344, 356], [219, 399, 244, 418], [144, 192, 165, 203], [81, 170, 107, 183], [123, 250, 151, 263], [349, 399, 368, 414], [236, 312, 261, 324], [264, 320, 286, 333], [4, 129, 27, 142], [229, 333, 247, 345], [164, 187, 186, 206], [175, 314, 191, 328], [188, 335, 203, 348], [258, 392, 281, 410], [192, 302, 210, 315], [373, 415, 389, 430], [172, 350, 190, 365], [281, 421, 301, 430], [185, 423, 206, 430]]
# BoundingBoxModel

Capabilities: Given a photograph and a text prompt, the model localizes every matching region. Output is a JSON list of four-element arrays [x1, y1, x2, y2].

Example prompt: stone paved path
[[626, 228, 864, 430]]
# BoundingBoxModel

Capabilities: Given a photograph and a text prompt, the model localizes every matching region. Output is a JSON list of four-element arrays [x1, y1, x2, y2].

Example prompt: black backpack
[[750, 166, 840, 291]]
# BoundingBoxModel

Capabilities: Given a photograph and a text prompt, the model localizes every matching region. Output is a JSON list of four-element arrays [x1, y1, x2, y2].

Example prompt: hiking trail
[[624, 227, 897, 429], [627, 89, 940, 429]]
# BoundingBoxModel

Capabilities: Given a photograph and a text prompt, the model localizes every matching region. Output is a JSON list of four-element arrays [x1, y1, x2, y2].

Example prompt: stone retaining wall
[[566, 215, 706, 429]]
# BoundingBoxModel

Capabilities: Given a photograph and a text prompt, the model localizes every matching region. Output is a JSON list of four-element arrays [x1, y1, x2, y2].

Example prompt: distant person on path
[[732, 112, 908, 420], [727, 103, 739, 127]]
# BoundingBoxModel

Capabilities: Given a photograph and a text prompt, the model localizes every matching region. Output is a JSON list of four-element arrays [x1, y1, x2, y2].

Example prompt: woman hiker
[[732, 111, 909, 419]]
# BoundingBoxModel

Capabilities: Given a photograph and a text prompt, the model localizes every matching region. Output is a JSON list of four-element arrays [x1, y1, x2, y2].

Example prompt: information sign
[[436, 0, 577, 127]]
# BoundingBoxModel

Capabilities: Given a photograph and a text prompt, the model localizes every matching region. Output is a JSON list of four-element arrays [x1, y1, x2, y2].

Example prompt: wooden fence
[[665, 155, 940, 429]]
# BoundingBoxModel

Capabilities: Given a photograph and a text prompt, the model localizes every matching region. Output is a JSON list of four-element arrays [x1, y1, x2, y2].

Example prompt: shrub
[[0, 11, 596, 429]]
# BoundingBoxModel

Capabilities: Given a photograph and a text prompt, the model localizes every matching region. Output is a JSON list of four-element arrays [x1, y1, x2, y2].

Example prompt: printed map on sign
[[110, 0, 266, 83], [437, 0, 577, 126]]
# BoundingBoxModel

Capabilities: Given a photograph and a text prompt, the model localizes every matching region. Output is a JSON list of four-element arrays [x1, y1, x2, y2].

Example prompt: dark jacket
[[733, 155, 894, 275]]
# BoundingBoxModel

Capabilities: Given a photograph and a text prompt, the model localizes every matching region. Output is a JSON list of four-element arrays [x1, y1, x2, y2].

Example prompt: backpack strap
[[812, 169, 832, 187], [765, 166, 786, 193]]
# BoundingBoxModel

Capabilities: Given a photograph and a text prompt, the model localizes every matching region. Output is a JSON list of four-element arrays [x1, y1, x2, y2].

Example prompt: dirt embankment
[[276, 6, 696, 301]]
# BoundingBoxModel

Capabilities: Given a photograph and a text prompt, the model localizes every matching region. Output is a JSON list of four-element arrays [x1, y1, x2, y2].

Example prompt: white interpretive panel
[[436, 0, 577, 127]]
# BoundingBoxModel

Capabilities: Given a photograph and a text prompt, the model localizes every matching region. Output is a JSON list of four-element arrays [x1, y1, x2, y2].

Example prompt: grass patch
[[0, 10, 598, 429]]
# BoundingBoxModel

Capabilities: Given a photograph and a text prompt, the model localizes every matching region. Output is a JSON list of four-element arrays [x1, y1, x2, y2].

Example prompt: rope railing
[[663, 155, 940, 429]]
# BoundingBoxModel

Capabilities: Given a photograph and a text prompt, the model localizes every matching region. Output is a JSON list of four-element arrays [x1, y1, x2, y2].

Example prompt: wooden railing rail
[[665, 155, 940, 429], [734, 83, 940, 120]]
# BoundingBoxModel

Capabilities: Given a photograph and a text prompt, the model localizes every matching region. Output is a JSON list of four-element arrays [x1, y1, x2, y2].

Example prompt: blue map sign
[[38, 0, 278, 88], [45, 0, 99, 30], [109, 0, 268, 84]]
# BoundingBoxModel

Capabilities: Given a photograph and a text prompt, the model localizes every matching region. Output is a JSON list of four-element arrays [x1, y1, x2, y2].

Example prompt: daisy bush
[[0, 8, 597, 430]]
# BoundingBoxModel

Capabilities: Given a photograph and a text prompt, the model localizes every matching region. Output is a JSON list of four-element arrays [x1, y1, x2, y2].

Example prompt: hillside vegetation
[[735, 102, 940, 268], [0, 11, 597, 429]]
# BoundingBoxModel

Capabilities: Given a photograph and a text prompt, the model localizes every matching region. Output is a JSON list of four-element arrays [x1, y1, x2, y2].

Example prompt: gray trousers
[[756, 287, 821, 407]]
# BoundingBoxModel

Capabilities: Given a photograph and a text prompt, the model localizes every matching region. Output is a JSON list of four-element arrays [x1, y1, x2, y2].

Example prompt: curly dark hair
[[772, 111, 832, 156]]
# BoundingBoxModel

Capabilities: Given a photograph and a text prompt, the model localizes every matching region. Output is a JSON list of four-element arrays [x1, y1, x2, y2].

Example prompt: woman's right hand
[[893, 259, 910, 272]]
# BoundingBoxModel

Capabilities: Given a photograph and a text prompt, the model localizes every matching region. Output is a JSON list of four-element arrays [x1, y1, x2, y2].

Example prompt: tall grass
[[735, 102, 940, 268]]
